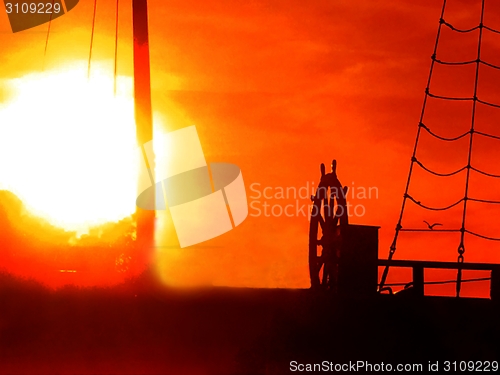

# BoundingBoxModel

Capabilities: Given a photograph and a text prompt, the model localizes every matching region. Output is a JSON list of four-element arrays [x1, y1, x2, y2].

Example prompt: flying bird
[[423, 221, 442, 230]]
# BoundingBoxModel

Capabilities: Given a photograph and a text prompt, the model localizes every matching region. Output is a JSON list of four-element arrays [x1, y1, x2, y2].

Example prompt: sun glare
[[0, 63, 139, 234]]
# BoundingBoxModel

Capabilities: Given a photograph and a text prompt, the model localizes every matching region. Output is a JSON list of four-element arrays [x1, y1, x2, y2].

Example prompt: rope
[[408, 156, 500, 180], [408, 156, 500, 181], [114, 0, 119, 95], [469, 197, 500, 204], [43, 0, 56, 70], [400, 228, 461, 232], [471, 166, 500, 178], [434, 58, 500, 71], [414, 158, 466, 177], [441, 19, 479, 33], [475, 130, 500, 141], [477, 98, 500, 109], [414, 156, 500, 180], [484, 25, 500, 34], [406, 194, 464, 211], [378, 0, 448, 291], [415, 159, 500, 181], [466, 230, 500, 241], [439, 18, 500, 34], [419, 123, 469, 141], [88, 0, 98, 79], [427, 91, 473, 101], [481, 60, 500, 70], [434, 58, 476, 66], [426, 91, 500, 109], [456, 0, 485, 297], [440, 19, 500, 35], [381, 277, 491, 288], [380, 1, 500, 297]]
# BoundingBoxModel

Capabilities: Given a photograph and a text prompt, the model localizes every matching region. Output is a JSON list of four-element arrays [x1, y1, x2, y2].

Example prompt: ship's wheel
[[309, 160, 349, 290]]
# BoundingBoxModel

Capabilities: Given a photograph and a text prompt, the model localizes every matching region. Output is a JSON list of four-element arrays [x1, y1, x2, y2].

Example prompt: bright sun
[[0, 63, 139, 234]]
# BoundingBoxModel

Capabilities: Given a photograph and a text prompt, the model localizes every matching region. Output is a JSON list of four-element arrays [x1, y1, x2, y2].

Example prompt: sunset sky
[[2, 0, 500, 296]]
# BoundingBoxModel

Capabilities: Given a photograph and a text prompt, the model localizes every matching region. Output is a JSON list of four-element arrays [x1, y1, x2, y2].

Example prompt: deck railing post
[[490, 267, 500, 301], [412, 265, 424, 297]]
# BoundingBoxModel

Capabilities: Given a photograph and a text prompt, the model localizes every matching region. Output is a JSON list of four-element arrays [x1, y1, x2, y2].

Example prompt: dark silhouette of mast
[[133, 0, 155, 248]]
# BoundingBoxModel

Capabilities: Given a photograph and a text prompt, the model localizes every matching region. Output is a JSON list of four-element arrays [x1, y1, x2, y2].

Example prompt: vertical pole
[[456, 0, 485, 298], [490, 267, 500, 302], [412, 266, 424, 297], [133, 0, 155, 249]]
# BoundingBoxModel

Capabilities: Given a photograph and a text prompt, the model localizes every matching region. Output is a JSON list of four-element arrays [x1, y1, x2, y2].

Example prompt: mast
[[133, 0, 155, 247]]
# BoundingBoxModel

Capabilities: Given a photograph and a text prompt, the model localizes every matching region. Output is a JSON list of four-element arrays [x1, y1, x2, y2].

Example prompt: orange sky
[[3, 0, 500, 296]]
